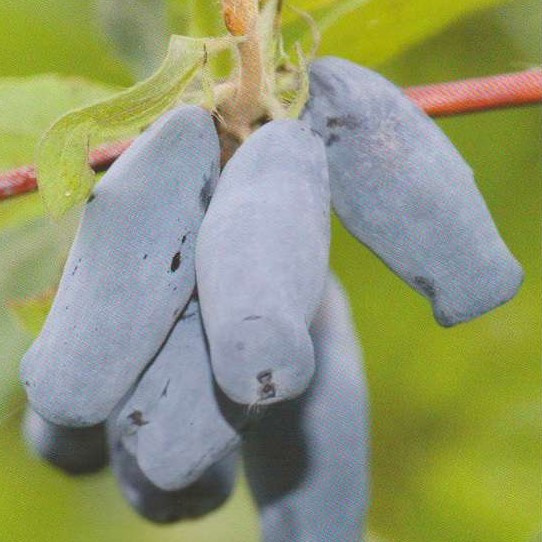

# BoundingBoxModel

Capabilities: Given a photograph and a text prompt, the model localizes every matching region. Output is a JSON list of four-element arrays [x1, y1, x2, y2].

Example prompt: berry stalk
[[220, 0, 266, 139]]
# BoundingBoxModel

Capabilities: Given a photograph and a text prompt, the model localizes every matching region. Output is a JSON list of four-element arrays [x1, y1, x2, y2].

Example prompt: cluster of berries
[[20, 56, 521, 541]]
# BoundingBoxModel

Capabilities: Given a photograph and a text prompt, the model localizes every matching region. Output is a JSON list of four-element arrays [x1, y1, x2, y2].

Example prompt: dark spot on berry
[[170, 251, 181, 272], [310, 127, 323, 138], [200, 174, 214, 211], [181, 311, 196, 321], [243, 315, 262, 322], [87, 194, 95, 203], [71, 265, 78, 276], [128, 410, 148, 427], [261, 383, 276, 398], [181, 233, 188, 244], [257, 370, 272, 384], [414, 276, 436, 299], [143, 254, 148, 260], [257, 371, 275, 399], [326, 115, 361, 130], [161, 380, 171, 398], [326, 133, 341, 146]]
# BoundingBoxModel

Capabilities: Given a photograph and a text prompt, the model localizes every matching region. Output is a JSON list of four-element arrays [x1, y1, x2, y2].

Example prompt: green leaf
[[183, 0, 233, 78], [286, 0, 509, 66], [97, 0, 170, 79], [37, 34, 240, 218], [0, 75, 116, 230], [7, 290, 54, 337], [0, 75, 116, 171]]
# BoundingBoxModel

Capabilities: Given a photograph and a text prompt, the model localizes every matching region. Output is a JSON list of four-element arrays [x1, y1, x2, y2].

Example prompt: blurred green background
[[0, 1, 540, 541]]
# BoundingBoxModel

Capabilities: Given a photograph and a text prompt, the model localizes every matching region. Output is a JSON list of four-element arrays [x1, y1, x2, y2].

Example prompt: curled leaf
[[38, 34, 240, 218]]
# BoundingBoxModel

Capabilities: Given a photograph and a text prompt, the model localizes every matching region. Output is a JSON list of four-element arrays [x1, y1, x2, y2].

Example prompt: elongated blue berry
[[303, 57, 523, 326], [23, 408, 107, 475], [243, 274, 370, 541], [196, 120, 330, 405], [21, 105, 220, 426], [108, 413, 238, 524], [115, 298, 242, 491]]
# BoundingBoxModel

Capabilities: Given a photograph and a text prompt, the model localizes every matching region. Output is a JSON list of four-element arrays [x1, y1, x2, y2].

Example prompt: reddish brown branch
[[0, 140, 133, 201], [1, 69, 541, 203], [403, 69, 542, 117]]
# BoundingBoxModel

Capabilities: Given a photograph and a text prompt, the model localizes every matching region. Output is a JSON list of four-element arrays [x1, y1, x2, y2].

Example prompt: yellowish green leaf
[[173, 0, 233, 78], [37, 34, 240, 218], [0, 75, 116, 231], [286, 0, 509, 66], [0, 75, 116, 172]]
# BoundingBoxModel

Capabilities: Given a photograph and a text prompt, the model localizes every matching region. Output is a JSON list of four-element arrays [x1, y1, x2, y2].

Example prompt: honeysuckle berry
[[114, 297, 242, 492], [302, 56, 523, 327], [21, 105, 220, 427], [17, 12, 524, 534], [243, 274, 370, 542], [196, 119, 331, 407], [108, 408, 239, 524], [23, 408, 107, 475]]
